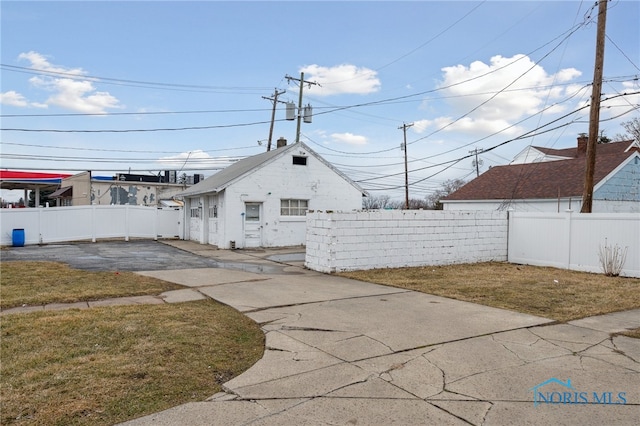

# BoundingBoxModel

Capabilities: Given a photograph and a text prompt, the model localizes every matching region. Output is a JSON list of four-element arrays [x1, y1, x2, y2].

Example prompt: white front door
[[244, 202, 262, 248]]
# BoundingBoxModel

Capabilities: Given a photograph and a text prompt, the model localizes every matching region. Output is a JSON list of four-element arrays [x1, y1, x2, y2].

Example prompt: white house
[[178, 141, 366, 249], [442, 137, 640, 212]]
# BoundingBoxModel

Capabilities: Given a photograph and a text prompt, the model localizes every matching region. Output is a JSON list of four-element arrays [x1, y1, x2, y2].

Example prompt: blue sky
[[2, 0, 639, 203]]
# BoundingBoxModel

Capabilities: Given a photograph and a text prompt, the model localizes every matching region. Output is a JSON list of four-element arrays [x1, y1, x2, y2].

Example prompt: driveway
[[1, 240, 296, 274], [4, 240, 639, 424]]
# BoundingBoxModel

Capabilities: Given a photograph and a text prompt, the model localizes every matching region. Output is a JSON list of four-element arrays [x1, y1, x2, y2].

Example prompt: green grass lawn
[[1, 261, 265, 425]]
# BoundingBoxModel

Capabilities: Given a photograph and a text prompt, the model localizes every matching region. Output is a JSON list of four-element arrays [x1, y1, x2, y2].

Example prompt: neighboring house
[[49, 171, 188, 207], [441, 136, 640, 212], [178, 140, 366, 249]]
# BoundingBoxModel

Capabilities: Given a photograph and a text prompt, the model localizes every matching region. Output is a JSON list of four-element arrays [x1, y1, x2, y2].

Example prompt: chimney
[[277, 137, 287, 148], [577, 133, 588, 155]]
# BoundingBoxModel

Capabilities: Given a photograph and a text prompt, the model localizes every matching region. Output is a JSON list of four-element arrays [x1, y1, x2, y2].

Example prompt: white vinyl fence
[[508, 211, 640, 277], [0, 205, 182, 246], [305, 210, 640, 277]]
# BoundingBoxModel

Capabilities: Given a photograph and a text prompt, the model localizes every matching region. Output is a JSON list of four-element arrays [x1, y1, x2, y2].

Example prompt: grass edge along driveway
[[1, 261, 265, 426]]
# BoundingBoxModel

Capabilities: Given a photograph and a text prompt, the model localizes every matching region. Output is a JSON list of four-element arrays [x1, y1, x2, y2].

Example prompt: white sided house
[[179, 141, 366, 249]]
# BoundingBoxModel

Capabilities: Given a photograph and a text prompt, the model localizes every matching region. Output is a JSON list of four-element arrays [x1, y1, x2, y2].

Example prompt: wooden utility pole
[[470, 148, 484, 177], [399, 122, 414, 209], [581, 0, 608, 213], [262, 88, 286, 151], [285, 73, 319, 143]]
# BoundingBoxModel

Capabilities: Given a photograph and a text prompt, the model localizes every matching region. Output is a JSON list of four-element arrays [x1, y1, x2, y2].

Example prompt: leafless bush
[[598, 240, 628, 277]]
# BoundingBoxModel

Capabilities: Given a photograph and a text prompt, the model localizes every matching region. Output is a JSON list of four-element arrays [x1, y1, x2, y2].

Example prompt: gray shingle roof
[[178, 142, 366, 198]]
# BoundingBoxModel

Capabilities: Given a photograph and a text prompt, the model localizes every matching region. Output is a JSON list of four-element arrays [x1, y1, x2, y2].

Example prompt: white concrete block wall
[[305, 210, 508, 273]]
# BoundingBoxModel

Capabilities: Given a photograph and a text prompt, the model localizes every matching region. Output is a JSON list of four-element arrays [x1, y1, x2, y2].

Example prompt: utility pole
[[470, 148, 484, 177], [262, 88, 286, 151], [581, 0, 608, 213], [285, 72, 320, 143], [399, 122, 414, 209]]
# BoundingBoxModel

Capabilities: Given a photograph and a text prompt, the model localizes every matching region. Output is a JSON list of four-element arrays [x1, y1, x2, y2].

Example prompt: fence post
[[37, 206, 43, 245], [125, 205, 130, 242], [91, 205, 97, 243], [564, 210, 573, 269], [506, 209, 513, 262], [154, 208, 159, 241]]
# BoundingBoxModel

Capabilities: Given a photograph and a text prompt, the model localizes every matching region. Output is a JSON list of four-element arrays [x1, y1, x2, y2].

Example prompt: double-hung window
[[280, 199, 308, 216]]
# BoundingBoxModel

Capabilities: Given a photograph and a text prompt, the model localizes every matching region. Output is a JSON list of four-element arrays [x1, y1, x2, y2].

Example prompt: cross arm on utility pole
[[285, 73, 320, 143], [262, 88, 286, 151], [469, 148, 484, 177]]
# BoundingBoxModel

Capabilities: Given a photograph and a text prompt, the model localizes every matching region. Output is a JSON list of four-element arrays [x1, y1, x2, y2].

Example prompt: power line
[[0, 141, 257, 154], [2, 120, 273, 133], [0, 108, 273, 118], [0, 64, 272, 93]]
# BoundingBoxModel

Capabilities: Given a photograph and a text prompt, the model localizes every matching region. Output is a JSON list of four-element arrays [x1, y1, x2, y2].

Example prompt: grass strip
[[1, 261, 182, 309], [339, 261, 640, 322]]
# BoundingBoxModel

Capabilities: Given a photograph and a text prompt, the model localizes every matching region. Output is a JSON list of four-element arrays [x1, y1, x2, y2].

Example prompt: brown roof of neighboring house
[[533, 146, 576, 157], [444, 140, 638, 201], [532, 139, 632, 159]]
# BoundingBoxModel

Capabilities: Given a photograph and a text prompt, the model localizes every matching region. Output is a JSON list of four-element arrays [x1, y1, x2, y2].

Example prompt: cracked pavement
[[120, 241, 640, 425], [11, 240, 636, 425]]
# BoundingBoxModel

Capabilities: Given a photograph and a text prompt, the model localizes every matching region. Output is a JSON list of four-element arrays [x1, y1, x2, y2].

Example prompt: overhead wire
[[0, 64, 272, 94]]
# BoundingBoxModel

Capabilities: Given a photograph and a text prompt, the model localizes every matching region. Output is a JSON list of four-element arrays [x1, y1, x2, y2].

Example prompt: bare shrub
[[598, 240, 628, 277]]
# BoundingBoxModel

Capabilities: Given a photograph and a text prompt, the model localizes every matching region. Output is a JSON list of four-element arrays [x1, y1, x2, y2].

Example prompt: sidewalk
[[119, 241, 640, 425]]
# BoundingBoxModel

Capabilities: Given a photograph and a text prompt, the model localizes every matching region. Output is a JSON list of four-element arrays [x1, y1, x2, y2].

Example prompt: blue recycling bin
[[12, 229, 25, 247]]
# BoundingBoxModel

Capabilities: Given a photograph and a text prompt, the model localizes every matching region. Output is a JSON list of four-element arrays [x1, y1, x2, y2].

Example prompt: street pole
[[262, 88, 286, 151], [399, 122, 414, 209], [296, 72, 304, 144], [285, 73, 319, 143], [470, 148, 484, 177], [581, 0, 608, 213]]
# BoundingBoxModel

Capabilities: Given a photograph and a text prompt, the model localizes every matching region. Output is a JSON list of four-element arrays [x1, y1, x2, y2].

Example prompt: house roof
[[532, 140, 632, 159], [531, 146, 576, 158], [443, 140, 639, 202], [178, 142, 366, 198]]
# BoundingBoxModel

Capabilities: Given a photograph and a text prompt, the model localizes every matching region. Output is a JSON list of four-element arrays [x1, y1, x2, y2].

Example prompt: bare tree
[[362, 194, 392, 210], [614, 116, 640, 142], [425, 178, 467, 210], [407, 198, 430, 210]]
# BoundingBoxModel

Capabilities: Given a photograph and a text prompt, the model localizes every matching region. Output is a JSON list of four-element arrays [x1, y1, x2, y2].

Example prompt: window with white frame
[[280, 199, 308, 216]]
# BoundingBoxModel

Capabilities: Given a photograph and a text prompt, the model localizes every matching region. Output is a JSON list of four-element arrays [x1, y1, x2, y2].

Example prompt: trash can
[[12, 229, 25, 247]]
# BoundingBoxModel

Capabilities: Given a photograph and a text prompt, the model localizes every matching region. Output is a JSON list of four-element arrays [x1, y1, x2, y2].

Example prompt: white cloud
[[0, 91, 28, 107], [439, 55, 582, 120], [421, 54, 582, 137], [299, 64, 380, 96], [330, 132, 368, 145], [412, 119, 432, 134], [0, 90, 48, 108], [157, 150, 235, 170], [14, 51, 122, 114]]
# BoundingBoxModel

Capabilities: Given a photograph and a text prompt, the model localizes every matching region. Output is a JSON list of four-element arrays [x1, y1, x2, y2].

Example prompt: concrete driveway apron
[[126, 241, 640, 425]]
